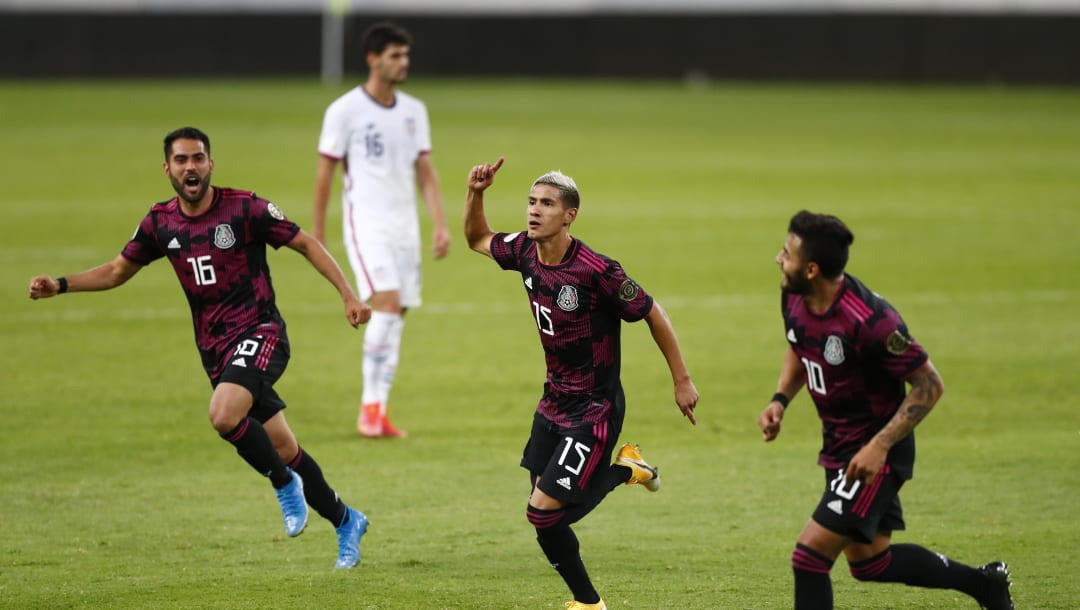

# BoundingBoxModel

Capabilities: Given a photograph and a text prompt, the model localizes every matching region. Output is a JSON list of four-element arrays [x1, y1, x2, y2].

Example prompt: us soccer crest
[[214, 224, 236, 249], [823, 335, 845, 365], [557, 285, 579, 311]]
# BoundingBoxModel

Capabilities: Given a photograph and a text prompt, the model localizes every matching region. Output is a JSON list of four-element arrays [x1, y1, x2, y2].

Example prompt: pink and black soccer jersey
[[783, 274, 929, 479], [121, 187, 300, 379], [491, 233, 654, 428]]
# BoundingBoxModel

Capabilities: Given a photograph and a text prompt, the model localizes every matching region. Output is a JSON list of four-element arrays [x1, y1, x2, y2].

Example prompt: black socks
[[220, 417, 291, 488], [287, 447, 347, 526]]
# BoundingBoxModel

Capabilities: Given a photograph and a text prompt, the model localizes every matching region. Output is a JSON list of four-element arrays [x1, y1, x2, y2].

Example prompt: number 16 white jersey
[[317, 87, 432, 243]]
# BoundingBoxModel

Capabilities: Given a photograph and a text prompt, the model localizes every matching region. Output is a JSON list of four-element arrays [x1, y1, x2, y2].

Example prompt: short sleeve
[[861, 308, 929, 381], [317, 98, 348, 160], [490, 231, 528, 271], [250, 196, 300, 249], [120, 211, 162, 266], [415, 102, 432, 157], [596, 262, 653, 322]]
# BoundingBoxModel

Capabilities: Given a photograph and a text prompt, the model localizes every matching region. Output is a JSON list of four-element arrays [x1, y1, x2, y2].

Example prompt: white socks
[[362, 310, 404, 410]]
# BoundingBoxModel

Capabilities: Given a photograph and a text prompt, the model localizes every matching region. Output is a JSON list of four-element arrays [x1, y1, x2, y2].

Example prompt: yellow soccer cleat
[[615, 443, 660, 492], [564, 599, 606, 610]]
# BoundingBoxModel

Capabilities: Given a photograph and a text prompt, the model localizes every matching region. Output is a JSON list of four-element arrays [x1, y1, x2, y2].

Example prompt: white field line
[[8, 289, 1075, 325]]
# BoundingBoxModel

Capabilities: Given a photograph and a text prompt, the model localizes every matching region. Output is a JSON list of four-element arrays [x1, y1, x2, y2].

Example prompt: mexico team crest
[[557, 285, 579, 311], [823, 335, 845, 365], [214, 224, 236, 249]]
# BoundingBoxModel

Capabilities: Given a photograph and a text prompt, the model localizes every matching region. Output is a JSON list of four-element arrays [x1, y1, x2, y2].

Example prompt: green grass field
[[2, 78, 1078, 609]]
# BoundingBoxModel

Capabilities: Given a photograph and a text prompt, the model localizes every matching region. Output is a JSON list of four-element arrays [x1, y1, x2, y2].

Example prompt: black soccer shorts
[[520, 409, 625, 505], [812, 465, 907, 544], [214, 329, 290, 423]]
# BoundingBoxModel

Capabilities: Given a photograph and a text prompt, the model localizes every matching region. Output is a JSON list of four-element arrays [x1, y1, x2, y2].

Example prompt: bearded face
[[164, 138, 213, 205], [777, 233, 812, 294]]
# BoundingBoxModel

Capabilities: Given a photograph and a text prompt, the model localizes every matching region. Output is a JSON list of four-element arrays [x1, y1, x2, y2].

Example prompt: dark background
[[3, 11, 1078, 84]]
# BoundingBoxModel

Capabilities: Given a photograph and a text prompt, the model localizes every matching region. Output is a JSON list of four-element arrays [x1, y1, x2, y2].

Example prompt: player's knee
[[208, 405, 240, 433], [208, 383, 253, 432]]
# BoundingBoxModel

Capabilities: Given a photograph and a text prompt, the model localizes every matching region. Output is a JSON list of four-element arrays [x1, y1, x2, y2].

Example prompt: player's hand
[[344, 294, 371, 328], [675, 378, 699, 425], [467, 157, 504, 192], [28, 275, 60, 299], [431, 225, 451, 260], [758, 402, 784, 442], [845, 440, 887, 485]]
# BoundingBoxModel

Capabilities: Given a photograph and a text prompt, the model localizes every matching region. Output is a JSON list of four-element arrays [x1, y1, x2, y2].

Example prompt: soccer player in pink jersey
[[758, 210, 1013, 609], [464, 157, 699, 610], [29, 127, 372, 569]]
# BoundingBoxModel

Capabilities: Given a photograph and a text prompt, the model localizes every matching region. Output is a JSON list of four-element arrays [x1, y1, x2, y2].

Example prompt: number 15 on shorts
[[558, 437, 592, 475]]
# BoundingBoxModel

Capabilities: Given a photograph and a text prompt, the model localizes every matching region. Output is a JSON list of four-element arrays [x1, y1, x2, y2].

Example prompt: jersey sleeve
[[490, 231, 528, 271], [317, 98, 348, 160], [415, 101, 433, 157], [861, 306, 929, 380], [250, 196, 301, 249], [120, 210, 162, 265], [596, 261, 653, 322]]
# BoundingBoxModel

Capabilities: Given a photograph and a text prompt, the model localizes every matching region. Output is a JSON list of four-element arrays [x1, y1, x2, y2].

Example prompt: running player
[[29, 127, 371, 569], [464, 157, 699, 609], [758, 210, 1013, 609]]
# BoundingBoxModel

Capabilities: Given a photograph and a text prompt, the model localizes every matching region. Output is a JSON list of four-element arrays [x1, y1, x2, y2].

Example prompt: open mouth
[[184, 175, 200, 188]]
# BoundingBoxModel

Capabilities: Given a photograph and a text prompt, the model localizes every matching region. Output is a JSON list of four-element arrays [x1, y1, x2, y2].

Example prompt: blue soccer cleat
[[274, 469, 309, 537], [334, 506, 369, 569]]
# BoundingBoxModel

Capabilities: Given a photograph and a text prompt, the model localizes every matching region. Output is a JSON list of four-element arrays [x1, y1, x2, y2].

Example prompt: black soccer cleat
[[976, 561, 1014, 610]]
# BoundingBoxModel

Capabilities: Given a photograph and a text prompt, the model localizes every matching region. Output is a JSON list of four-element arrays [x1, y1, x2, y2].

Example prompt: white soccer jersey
[[318, 87, 431, 242]]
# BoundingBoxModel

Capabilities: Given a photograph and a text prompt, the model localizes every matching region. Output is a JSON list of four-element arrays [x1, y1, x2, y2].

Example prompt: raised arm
[[416, 152, 450, 260], [758, 344, 806, 442], [286, 229, 371, 328], [644, 300, 699, 425], [845, 360, 944, 483], [311, 155, 339, 247], [28, 254, 142, 299], [463, 157, 504, 259]]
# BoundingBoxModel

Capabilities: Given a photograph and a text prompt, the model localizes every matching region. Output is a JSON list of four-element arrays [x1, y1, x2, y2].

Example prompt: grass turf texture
[[1, 78, 1078, 609]]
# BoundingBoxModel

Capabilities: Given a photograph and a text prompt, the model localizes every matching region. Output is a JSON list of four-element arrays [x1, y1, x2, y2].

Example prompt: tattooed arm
[[844, 361, 945, 484]]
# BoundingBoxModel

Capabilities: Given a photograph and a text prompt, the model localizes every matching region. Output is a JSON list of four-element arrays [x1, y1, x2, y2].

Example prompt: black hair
[[787, 210, 854, 279], [164, 127, 210, 161], [361, 22, 414, 56]]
